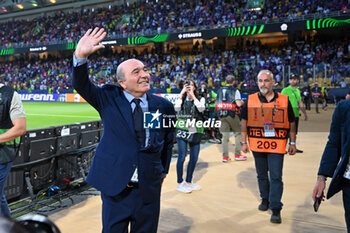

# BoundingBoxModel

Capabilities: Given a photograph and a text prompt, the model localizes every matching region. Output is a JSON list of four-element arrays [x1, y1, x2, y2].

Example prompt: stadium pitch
[[23, 102, 100, 130]]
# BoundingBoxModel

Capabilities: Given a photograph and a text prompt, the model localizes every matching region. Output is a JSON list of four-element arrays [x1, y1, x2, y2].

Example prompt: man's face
[[118, 59, 150, 97], [289, 78, 299, 87], [258, 72, 275, 95]]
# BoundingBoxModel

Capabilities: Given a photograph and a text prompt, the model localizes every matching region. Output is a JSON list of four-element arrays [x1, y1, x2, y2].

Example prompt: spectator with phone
[[312, 98, 350, 232], [174, 79, 205, 193]]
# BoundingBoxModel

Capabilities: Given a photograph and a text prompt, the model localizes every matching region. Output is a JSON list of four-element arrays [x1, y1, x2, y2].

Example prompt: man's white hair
[[257, 70, 274, 80]]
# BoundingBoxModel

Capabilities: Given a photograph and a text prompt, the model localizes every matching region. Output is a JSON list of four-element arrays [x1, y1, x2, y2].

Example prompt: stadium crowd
[[0, 0, 349, 47], [0, 36, 349, 92]]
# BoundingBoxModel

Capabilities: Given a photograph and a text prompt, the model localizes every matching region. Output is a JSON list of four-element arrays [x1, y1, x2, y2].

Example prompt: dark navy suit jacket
[[318, 99, 350, 199], [72, 64, 175, 203]]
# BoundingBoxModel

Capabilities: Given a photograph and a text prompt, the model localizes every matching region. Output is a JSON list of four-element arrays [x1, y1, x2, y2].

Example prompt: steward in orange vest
[[240, 70, 296, 224], [241, 91, 296, 155], [246, 92, 290, 154]]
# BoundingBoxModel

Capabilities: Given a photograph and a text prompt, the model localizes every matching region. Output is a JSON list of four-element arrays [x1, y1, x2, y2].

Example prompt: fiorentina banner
[[20, 93, 172, 103], [19, 93, 87, 102], [20, 93, 60, 102]]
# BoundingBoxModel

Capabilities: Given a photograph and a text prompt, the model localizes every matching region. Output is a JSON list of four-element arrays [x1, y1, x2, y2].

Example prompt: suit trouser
[[252, 152, 284, 210], [219, 115, 241, 156], [314, 97, 323, 113], [101, 186, 160, 233], [303, 97, 311, 110], [343, 178, 350, 233]]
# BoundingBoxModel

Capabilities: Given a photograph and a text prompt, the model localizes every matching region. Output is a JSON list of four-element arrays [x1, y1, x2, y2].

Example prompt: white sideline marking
[[26, 113, 100, 119]]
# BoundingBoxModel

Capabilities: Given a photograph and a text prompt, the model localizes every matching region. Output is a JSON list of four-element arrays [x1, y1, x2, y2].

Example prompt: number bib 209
[[257, 140, 277, 150]]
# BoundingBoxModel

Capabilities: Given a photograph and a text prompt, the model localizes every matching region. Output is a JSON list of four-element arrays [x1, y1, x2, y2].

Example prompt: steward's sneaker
[[176, 182, 192, 193], [222, 155, 231, 162], [270, 209, 282, 224], [296, 149, 303, 153], [186, 182, 201, 191], [258, 199, 269, 211], [208, 138, 217, 143], [235, 154, 247, 161], [215, 138, 222, 144]]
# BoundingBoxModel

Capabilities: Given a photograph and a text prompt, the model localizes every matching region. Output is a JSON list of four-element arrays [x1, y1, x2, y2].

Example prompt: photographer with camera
[[216, 75, 246, 162], [0, 83, 26, 218], [175, 79, 205, 193], [198, 82, 209, 120], [198, 82, 220, 143]]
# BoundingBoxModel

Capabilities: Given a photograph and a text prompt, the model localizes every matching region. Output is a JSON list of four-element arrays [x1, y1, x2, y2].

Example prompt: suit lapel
[[116, 88, 135, 134], [147, 93, 159, 142], [147, 93, 158, 113]]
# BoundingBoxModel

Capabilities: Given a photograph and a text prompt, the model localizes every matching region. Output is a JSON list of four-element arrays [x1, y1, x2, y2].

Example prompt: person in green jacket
[[281, 74, 308, 153]]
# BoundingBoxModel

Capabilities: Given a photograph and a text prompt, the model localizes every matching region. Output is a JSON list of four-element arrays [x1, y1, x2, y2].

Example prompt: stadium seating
[[0, 0, 348, 47]]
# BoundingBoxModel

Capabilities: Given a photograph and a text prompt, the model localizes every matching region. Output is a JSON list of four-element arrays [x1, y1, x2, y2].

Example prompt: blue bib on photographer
[[0, 86, 20, 164]]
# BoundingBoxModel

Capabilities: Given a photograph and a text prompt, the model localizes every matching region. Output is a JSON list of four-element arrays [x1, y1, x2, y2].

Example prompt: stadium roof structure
[[0, 0, 82, 14]]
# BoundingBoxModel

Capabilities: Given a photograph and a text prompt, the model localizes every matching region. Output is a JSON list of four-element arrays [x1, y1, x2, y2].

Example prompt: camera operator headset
[[215, 75, 246, 162], [174, 79, 206, 193]]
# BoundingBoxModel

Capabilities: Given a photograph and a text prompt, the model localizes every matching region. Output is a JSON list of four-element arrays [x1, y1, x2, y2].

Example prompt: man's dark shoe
[[270, 209, 282, 224], [296, 149, 303, 153], [258, 199, 269, 211]]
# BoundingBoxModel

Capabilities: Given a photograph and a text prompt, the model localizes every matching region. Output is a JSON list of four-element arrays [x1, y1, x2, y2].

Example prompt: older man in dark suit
[[72, 28, 176, 233], [313, 99, 350, 232]]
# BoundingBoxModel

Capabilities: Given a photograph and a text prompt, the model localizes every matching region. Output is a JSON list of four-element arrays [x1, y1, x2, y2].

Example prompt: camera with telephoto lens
[[199, 86, 208, 98]]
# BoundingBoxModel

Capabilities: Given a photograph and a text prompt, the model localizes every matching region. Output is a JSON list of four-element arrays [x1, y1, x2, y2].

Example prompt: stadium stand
[[0, 0, 349, 225], [0, 37, 349, 93], [0, 0, 348, 47]]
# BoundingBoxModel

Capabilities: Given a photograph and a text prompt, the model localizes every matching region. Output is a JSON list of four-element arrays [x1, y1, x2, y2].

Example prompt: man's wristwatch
[[240, 141, 247, 145], [317, 175, 327, 181]]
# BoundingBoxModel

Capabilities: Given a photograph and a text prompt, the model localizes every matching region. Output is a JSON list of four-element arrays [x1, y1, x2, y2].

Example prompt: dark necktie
[[132, 98, 146, 147]]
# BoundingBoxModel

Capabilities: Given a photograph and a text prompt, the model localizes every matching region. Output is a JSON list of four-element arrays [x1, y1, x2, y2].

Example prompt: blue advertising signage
[[20, 93, 60, 102]]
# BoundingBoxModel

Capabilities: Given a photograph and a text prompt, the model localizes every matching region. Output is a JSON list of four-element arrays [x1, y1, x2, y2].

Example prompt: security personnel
[[0, 84, 26, 217], [216, 75, 246, 162], [281, 74, 308, 153], [311, 82, 323, 113], [241, 70, 296, 224], [321, 83, 328, 110]]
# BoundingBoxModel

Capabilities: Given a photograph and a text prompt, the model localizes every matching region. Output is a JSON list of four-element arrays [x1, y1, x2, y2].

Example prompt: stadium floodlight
[[16, 4, 24, 9], [280, 23, 288, 31], [50, 0, 56, 3]]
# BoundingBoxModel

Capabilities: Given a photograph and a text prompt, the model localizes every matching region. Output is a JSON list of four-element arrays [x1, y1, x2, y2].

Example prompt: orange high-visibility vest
[[247, 92, 290, 154]]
